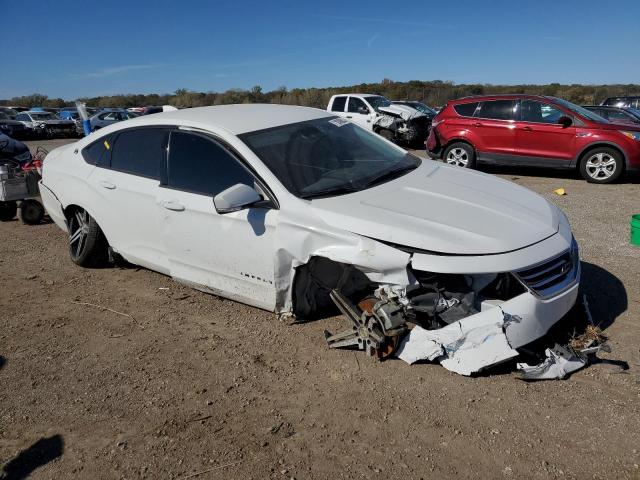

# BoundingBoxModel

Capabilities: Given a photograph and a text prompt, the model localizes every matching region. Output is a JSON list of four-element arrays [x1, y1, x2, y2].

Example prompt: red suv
[[426, 94, 640, 183]]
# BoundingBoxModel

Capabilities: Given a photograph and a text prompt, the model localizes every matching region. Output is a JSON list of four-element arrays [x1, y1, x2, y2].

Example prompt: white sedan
[[39, 104, 580, 375]]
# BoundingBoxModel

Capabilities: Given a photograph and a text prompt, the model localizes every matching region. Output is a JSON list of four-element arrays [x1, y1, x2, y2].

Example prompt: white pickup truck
[[326, 93, 429, 145]]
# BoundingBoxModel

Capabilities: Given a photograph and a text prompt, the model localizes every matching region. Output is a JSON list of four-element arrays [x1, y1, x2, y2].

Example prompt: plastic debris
[[554, 188, 566, 195]]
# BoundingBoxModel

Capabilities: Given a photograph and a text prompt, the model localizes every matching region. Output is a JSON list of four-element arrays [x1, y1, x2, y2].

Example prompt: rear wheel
[[443, 142, 475, 168], [579, 147, 624, 183], [0, 201, 17, 221], [67, 208, 108, 267], [19, 199, 45, 225]]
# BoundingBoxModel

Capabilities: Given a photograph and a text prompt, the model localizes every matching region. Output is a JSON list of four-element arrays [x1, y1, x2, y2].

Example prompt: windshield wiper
[[360, 164, 418, 189], [299, 185, 360, 200]]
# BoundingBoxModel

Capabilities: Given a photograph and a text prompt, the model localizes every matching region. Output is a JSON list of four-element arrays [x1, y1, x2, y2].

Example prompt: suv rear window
[[477, 100, 517, 120], [453, 102, 479, 117], [331, 96, 347, 112]]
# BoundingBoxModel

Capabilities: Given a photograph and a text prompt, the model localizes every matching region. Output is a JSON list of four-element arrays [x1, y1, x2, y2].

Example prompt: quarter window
[[331, 96, 347, 112], [82, 134, 113, 167], [166, 131, 254, 196], [347, 97, 369, 113], [110, 128, 168, 179], [520, 100, 564, 124], [477, 100, 517, 120], [453, 102, 479, 117]]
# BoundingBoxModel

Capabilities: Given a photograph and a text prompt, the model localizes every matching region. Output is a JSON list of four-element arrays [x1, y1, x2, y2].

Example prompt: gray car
[[89, 110, 139, 131]]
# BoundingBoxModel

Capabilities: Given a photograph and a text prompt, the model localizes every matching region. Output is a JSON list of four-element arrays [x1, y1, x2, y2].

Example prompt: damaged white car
[[327, 93, 429, 145], [39, 104, 580, 376]]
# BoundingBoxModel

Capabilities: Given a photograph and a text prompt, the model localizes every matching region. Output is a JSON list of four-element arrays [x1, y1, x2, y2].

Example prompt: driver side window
[[166, 131, 255, 197], [521, 100, 564, 124], [347, 97, 369, 114]]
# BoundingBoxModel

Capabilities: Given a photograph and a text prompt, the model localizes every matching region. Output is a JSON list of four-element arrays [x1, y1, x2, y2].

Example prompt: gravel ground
[[1, 138, 639, 479]]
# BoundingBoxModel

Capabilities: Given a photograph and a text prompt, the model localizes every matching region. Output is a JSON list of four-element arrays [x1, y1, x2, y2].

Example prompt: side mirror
[[213, 183, 262, 214], [358, 107, 369, 115], [558, 115, 573, 128]]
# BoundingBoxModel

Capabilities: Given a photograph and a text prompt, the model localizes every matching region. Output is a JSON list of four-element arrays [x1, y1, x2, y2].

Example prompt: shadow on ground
[[1, 435, 64, 480]]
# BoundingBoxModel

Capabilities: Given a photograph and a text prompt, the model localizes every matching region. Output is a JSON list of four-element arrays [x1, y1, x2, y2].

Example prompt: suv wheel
[[444, 142, 475, 168], [579, 148, 623, 184]]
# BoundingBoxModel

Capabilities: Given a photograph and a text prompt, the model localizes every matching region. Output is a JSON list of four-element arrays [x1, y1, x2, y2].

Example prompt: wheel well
[[443, 139, 476, 155], [577, 144, 626, 170]]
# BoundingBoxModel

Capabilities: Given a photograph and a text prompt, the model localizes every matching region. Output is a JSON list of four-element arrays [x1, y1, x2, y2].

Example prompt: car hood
[[309, 161, 559, 255], [377, 104, 426, 121]]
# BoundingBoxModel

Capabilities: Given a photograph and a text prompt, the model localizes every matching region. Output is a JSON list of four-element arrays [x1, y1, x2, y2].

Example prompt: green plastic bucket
[[631, 214, 640, 247]]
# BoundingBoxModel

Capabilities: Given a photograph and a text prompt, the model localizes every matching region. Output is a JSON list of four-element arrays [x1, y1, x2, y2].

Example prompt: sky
[[2, 0, 640, 99]]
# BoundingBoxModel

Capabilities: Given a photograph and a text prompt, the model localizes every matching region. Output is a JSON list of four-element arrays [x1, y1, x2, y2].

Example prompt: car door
[[346, 96, 374, 130], [472, 100, 518, 160], [157, 129, 278, 311], [86, 127, 170, 272], [515, 99, 576, 164]]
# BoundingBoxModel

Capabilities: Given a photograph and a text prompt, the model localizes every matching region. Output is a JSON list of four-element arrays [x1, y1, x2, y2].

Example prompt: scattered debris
[[554, 188, 567, 195], [517, 344, 591, 381], [176, 461, 242, 480], [569, 324, 607, 350]]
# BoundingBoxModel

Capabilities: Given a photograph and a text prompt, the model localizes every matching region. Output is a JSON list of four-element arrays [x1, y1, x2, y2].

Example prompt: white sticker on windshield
[[329, 117, 349, 127]]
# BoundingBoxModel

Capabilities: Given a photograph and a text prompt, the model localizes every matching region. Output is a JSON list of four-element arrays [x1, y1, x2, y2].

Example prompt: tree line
[[2, 80, 639, 110]]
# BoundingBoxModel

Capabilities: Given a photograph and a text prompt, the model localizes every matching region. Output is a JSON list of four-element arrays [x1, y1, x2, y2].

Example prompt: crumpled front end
[[280, 203, 582, 376]]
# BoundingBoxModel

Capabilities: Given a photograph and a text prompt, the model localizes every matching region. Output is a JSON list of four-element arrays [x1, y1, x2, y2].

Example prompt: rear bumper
[[38, 181, 67, 232]]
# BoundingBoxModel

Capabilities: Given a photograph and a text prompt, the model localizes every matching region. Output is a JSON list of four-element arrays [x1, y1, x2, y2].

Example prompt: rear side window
[[453, 102, 479, 117], [110, 128, 168, 179], [477, 100, 517, 120], [331, 96, 347, 112], [82, 135, 113, 167], [166, 131, 254, 196]]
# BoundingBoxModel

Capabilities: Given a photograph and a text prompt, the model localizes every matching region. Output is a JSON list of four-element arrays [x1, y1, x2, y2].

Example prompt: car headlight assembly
[[620, 130, 640, 141]]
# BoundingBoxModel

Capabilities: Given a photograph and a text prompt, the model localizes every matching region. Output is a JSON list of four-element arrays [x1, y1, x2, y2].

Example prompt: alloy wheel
[[69, 209, 90, 259], [585, 152, 616, 180], [445, 148, 469, 167]]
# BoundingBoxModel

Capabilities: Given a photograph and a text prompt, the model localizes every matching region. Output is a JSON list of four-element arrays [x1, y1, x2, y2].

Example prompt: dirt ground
[[1, 138, 639, 479]]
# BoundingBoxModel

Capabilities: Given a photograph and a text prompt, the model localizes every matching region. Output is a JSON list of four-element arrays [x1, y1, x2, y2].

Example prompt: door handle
[[346, 115, 353, 119], [473, 122, 483, 127], [161, 201, 185, 212], [99, 180, 116, 190], [522, 126, 533, 131]]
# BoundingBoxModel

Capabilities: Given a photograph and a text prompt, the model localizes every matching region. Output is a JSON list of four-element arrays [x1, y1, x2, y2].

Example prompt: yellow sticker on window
[[103, 140, 110, 150]]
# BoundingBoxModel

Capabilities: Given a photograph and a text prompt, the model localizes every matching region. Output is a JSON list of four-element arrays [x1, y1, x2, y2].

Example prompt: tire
[[378, 129, 395, 143], [0, 201, 17, 221], [67, 208, 108, 267], [579, 147, 624, 184], [19, 199, 45, 225], [443, 142, 476, 168]]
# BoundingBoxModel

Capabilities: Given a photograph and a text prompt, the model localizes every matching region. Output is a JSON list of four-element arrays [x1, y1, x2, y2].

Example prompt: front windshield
[[240, 117, 421, 199], [551, 97, 608, 123], [367, 95, 391, 112], [30, 113, 56, 120]]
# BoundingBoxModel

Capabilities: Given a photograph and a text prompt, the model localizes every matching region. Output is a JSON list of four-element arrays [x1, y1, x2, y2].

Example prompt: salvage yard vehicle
[[89, 110, 139, 131], [583, 105, 640, 126], [601, 96, 640, 109], [0, 112, 29, 139], [15, 111, 76, 139], [40, 104, 580, 375], [327, 94, 429, 145], [427, 94, 640, 183]]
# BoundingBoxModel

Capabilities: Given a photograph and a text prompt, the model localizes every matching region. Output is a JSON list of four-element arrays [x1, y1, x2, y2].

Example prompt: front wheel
[[443, 142, 476, 168], [579, 148, 624, 184], [67, 208, 108, 267]]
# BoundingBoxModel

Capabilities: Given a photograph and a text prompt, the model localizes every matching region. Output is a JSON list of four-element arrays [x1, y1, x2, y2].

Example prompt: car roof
[[334, 93, 380, 98], [453, 94, 553, 103], [111, 104, 333, 135]]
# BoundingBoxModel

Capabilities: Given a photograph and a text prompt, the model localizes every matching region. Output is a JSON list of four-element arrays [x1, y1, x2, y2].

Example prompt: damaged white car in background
[[40, 104, 586, 377]]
